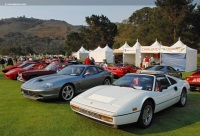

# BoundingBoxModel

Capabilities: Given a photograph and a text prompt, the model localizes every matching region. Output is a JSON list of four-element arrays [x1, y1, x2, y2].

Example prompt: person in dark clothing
[[90, 57, 95, 65], [7, 58, 14, 66]]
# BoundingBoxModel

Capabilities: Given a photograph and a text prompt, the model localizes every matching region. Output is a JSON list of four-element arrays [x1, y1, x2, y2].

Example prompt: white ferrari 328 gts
[[70, 73, 190, 128]]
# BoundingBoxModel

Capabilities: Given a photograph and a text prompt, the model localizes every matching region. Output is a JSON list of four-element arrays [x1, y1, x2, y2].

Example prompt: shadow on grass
[[35, 93, 81, 104], [37, 98, 70, 104], [119, 93, 200, 135]]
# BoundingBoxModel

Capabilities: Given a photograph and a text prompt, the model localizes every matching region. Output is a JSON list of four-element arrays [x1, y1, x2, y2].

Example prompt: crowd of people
[[1, 54, 111, 71], [0, 56, 16, 70]]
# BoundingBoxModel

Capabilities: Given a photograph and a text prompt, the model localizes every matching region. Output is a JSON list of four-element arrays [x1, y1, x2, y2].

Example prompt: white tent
[[89, 46, 103, 62], [113, 42, 131, 64], [102, 45, 114, 63], [160, 38, 197, 72], [140, 39, 162, 64], [89, 46, 114, 63], [123, 40, 141, 67], [114, 42, 131, 54], [74, 46, 89, 59]]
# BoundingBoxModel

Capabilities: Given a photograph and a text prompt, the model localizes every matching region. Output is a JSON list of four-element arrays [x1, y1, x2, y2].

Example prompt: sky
[[0, 0, 199, 26]]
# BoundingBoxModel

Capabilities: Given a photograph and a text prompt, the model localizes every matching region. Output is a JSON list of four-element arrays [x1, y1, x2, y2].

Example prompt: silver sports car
[[21, 65, 113, 101]]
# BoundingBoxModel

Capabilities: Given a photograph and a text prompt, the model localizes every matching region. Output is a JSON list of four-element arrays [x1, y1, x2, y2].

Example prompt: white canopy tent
[[73, 46, 89, 59], [123, 40, 141, 67], [114, 42, 131, 54], [89, 46, 103, 62], [113, 42, 131, 64], [89, 46, 114, 63], [140, 39, 162, 64], [160, 38, 197, 72], [102, 45, 114, 63]]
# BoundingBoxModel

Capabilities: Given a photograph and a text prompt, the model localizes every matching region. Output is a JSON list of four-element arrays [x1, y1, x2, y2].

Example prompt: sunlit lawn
[[0, 70, 200, 136]]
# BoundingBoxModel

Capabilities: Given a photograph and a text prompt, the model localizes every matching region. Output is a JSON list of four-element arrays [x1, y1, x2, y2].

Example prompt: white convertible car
[[70, 73, 190, 128]]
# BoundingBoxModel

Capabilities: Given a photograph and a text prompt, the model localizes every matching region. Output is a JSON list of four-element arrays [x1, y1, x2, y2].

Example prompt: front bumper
[[70, 102, 140, 127], [190, 84, 200, 91], [21, 87, 59, 100]]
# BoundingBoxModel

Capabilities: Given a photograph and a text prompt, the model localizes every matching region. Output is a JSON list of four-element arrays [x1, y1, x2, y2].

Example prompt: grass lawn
[[0, 71, 200, 136]]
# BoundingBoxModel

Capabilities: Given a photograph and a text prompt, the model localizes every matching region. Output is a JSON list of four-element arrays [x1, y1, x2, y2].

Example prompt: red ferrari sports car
[[104, 64, 141, 78], [17, 63, 68, 82], [185, 71, 200, 91], [5, 62, 46, 80], [2, 62, 23, 73]]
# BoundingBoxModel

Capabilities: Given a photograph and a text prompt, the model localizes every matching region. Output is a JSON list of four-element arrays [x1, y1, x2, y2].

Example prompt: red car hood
[[5, 68, 24, 74]]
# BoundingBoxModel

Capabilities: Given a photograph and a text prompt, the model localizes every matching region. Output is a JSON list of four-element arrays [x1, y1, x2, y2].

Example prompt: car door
[[153, 76, 178, 112], [79, 66, 101, 92]]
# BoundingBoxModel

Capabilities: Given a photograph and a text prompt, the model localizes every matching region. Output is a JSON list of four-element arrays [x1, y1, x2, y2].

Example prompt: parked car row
[[2, 61, 196, 129], [18, 63, 191, 129]]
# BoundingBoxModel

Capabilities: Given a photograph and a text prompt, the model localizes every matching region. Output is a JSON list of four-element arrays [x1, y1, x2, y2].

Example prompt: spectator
[[0, 57, 5, 70], [91, 57, 95, 65], [14, 56, 18, 63], [103, 62, 108, 68], [144, 56, 149, 68], [150, 56, 155, 65], [84, 56, 91, 65], [7, 57, 14, 66]]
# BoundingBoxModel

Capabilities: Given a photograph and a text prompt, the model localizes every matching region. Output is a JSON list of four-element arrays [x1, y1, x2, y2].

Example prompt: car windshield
[[112, 74, 154, 91], [45, 64, 58, 71], [144, 66, 165, 71], [18, 61, 28, 67], [57, 65, 85, 76], [23, 64, 35, 70]]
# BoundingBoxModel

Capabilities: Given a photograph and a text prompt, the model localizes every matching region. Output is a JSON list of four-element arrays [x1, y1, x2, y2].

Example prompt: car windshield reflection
[[45, 64, 58, 71], [112, 74, 154, 91], [23, 64, 35, 70], [57, 65, 85, 76]]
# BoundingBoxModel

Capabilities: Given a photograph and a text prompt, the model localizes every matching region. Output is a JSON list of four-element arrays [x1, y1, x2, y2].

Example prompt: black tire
[[137, 101, 154, 129], [177, 89, 187, 107], [59, 84, 75, 101], [103, 78, 111, 85]]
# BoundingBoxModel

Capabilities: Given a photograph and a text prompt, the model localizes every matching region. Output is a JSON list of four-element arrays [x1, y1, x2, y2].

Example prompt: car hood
[[6, 68, 23, 74], [71, 85, 147, 114], [21, 74, 77, 89]]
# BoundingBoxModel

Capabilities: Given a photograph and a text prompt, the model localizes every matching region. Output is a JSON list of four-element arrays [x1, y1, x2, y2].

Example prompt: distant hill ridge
[[0, 17, 81, 38], [0, 17, 82, 55]]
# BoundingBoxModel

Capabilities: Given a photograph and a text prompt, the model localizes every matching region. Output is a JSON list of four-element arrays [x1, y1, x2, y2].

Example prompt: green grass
[[0, 70, 200, 136]]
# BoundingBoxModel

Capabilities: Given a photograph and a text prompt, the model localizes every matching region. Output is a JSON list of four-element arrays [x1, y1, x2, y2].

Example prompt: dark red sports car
[[5, 62, 46, 80], [2, 62, 23, 73], [17, 63, 68, 82], [104, 64, 141, 78], [185, 71, 200, 91]]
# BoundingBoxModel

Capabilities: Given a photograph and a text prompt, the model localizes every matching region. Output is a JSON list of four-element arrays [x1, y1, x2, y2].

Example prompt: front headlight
[[45, 83, 54, 88]]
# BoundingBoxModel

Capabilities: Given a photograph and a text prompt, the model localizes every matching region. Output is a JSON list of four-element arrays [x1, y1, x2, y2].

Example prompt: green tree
[[113, 23, 136, 49], [155, 0, 196, 42], [82, 14, 117, 49], [65, 32, 84, 56]]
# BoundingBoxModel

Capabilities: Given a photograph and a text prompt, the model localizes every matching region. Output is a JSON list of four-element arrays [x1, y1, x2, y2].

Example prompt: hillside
[[0, 17, 80, 38], [0, 17, 82, 55]]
